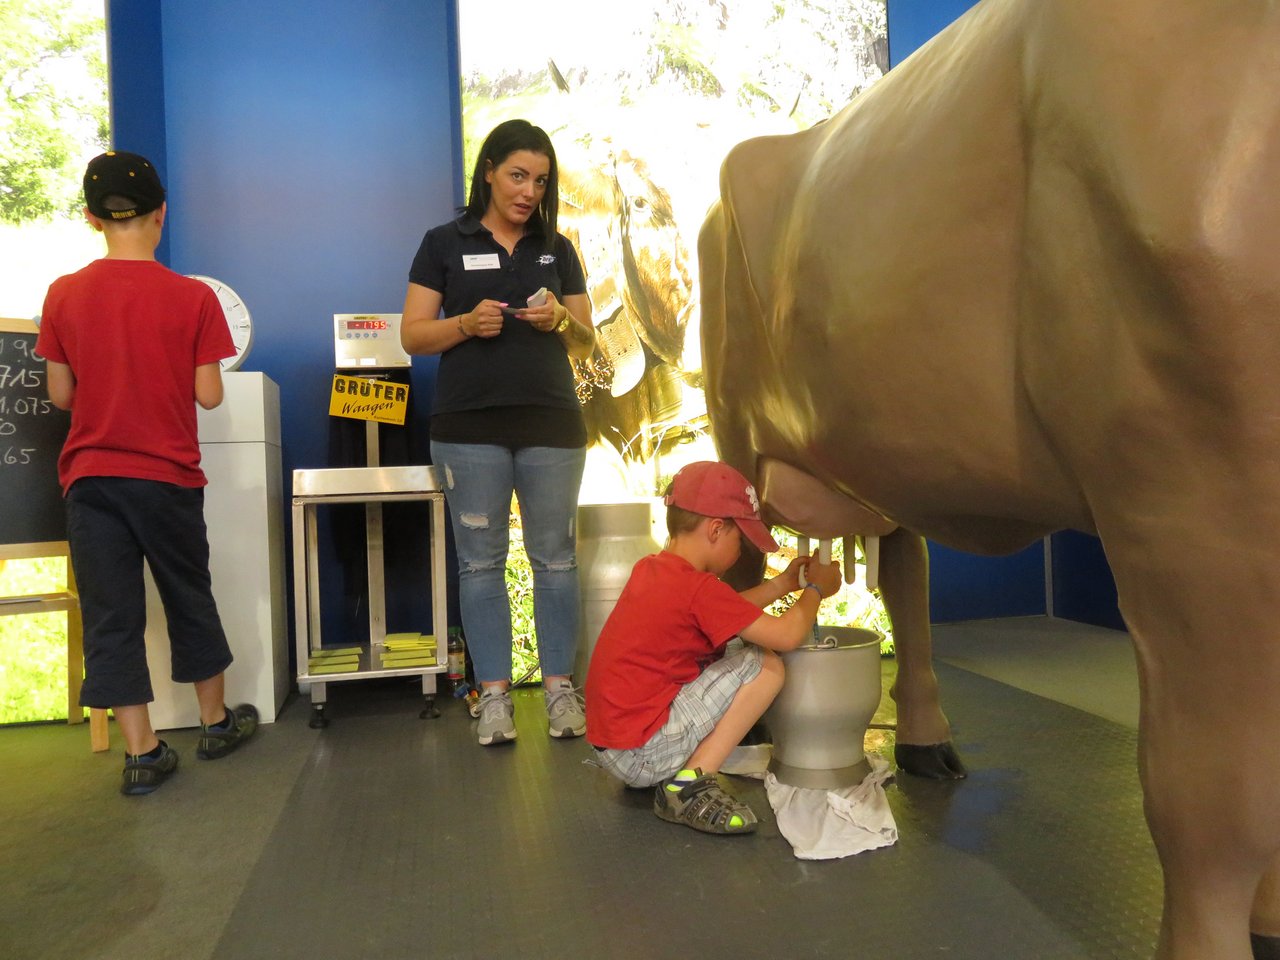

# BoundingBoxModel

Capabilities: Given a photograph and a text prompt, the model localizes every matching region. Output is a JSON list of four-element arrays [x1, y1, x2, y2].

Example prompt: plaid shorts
[[595, 642, 763, 788]]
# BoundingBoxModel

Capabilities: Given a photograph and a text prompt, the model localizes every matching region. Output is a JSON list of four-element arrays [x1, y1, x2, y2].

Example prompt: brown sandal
[[654, 770, 759, 834]]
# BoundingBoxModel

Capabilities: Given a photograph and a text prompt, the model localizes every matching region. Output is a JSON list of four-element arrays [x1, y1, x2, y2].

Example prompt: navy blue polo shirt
[[408, 214, 588, 448]]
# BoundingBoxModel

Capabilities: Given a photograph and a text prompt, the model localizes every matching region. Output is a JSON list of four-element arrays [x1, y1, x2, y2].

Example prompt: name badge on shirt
[[462, 253, 501, 271]]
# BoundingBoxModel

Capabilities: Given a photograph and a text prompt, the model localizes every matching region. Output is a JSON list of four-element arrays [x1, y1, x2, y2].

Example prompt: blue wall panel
[[1052, 531, 1124, 630], [886, 0, 982, 68], [103, 1, 169, 264], [927, 540, 1046, 623], [108, 0, 460, 644]]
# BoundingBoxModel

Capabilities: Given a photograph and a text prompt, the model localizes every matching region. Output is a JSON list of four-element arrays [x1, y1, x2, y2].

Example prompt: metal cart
[[291, 464, 448, 727]]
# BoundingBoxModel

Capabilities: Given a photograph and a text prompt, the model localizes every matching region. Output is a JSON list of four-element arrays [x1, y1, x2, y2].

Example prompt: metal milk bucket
[[765, 625, 884, 789]]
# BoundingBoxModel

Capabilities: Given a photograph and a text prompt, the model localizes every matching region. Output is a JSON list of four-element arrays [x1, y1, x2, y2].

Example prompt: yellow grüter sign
[[328, 374, 408, 425]]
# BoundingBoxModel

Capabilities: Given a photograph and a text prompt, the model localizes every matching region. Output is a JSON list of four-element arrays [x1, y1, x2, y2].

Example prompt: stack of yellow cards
[[308, 646, 362, 674], [379, 632, 437, 669]]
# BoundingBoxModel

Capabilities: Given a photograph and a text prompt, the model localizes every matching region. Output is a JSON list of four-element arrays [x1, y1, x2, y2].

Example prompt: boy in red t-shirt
[[585, 460, 841, 834], [37, 151, 258, 796]]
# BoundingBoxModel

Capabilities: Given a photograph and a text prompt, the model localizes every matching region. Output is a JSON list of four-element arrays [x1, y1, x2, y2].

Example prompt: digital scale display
[[334, 313, 410, 368]]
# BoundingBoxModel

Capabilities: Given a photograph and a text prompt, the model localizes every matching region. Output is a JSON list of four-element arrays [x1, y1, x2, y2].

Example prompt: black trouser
[[66, 477, 232, 708]]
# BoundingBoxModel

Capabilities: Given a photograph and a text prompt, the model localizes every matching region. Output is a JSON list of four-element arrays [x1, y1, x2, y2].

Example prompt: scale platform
[[291, 464, 449, 726], [292, 464, 443, 499]]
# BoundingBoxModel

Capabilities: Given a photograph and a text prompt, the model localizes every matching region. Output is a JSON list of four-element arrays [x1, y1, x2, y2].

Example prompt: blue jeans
[[431, 441, 586, 684]]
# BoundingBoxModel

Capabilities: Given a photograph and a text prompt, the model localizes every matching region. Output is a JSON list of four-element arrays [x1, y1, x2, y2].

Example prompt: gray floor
[[0, 616, 1159, 960], [933, 615, 1139, 729]]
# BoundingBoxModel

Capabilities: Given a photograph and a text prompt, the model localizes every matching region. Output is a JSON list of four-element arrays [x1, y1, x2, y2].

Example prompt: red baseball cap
[[664, 461, 779, 553]]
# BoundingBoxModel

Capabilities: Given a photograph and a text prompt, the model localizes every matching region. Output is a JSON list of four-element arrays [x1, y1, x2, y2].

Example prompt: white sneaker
[[544, 678, 586, 739], [477, 689, 516, 745]]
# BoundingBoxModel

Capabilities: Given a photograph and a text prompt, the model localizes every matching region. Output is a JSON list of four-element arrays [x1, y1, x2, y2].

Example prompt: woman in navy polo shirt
[[401, 119, 596, 747]]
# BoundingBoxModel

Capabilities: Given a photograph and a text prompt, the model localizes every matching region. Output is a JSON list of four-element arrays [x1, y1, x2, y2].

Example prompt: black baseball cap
[[83, 151, 166, 220]]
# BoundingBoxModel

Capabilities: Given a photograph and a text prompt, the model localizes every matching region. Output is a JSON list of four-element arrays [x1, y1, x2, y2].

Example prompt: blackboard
[[1, 319, 70, 546]]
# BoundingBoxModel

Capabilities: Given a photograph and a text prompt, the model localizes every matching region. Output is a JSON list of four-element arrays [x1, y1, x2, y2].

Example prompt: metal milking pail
[[574, 501, 661, 684], [765, 625, 884, 790]]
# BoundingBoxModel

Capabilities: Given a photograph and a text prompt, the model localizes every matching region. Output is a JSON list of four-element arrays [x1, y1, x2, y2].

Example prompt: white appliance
[[143, 372, 289, 729]]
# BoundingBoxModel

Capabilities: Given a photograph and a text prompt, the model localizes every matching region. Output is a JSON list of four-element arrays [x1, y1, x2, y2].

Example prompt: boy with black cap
[[585, 460, 842, 834], [36, 151, 258, 796]]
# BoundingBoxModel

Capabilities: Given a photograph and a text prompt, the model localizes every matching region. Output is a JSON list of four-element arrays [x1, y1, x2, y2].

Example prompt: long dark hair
[[463, 119, 560, 247]]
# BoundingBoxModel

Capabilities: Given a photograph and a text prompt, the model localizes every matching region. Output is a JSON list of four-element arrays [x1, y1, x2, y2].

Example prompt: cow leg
[[878, 528, 966, 779], [1140, 692, 1269, 960], [1122, 596, 1280, 959]]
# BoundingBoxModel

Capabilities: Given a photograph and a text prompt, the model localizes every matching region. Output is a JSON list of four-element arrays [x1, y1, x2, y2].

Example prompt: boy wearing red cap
[[584, 460, 841, 834], [37, 151, 258, 796]]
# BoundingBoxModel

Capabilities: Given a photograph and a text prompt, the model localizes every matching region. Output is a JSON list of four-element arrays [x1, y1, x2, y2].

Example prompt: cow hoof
[[895, 742, 968, 780], [1253, 933, 1280, 959]]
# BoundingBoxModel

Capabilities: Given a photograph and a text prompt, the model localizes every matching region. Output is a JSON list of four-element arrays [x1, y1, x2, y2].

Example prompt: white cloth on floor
[[764, 756, 898, 860]]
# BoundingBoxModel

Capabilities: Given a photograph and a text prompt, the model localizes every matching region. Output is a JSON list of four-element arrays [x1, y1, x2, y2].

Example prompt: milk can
[[574, 501, 661, 683]]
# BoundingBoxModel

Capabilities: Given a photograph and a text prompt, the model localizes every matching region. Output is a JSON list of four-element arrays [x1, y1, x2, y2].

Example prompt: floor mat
[[212, 663, 1161, 960]]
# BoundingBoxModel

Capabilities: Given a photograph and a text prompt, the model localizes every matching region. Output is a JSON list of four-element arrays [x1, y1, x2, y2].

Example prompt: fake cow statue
[[698, 0, 1280, 957]]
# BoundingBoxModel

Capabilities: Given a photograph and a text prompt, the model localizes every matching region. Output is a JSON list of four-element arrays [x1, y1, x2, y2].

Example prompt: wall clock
[[188, 274, 253, 372]]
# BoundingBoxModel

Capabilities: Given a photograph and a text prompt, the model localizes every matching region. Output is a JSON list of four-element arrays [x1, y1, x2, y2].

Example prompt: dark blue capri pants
[[66, 476, 232, 708]]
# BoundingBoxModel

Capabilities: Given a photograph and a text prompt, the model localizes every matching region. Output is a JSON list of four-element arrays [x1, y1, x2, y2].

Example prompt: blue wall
[[927, 541, 1047, 624], [1052, 531, 1124, 630], [886, 0, 982, 68], [107, 0, 461, 643], [103, 1, 168, 263]]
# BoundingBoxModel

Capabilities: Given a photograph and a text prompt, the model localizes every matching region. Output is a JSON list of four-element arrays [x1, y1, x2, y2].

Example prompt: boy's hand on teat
[[805, 558, 842, 599], [776, 557, 807, 595]]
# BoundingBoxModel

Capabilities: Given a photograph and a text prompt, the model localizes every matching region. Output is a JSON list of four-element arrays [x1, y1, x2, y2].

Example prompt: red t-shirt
[[585, 550, 764, 749], [36, 259, 234, 492]]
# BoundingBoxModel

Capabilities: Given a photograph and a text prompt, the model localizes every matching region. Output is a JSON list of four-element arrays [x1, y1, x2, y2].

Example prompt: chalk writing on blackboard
[[0, 318, 70, 546]]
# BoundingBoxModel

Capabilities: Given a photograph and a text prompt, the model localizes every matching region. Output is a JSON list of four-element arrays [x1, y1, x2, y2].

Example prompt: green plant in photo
[[0, 0, 108, 225], [0, 556, 72, 724], [506, 502, 540, 685]]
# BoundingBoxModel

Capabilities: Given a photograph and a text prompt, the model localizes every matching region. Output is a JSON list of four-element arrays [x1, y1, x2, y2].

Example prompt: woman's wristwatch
[[554, 308, 572, 333]]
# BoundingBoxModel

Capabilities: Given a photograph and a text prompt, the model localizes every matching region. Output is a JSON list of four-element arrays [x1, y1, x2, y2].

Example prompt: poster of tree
[[0, 0, 107, 320], [0, 0, 105, 722]]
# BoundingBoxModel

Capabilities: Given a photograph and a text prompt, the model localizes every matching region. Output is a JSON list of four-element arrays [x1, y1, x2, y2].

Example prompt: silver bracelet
[[803, 582, 823, 599]]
